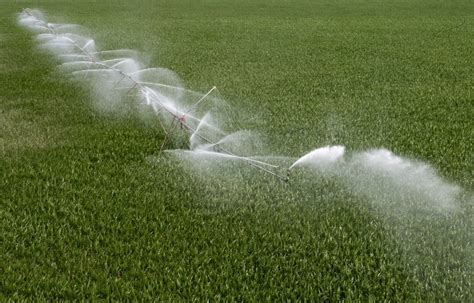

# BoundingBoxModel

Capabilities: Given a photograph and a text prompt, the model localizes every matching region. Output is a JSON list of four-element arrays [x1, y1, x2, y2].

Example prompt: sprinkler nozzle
[[285, 168, 291, 183]]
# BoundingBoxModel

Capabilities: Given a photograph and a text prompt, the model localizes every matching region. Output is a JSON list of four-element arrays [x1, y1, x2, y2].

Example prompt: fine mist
[[343, 149, 460, 213], [289, 146, 461, 213]]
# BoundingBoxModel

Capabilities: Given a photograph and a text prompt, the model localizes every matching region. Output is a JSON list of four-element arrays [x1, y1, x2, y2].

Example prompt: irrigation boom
[[21, 9, 289, 182]]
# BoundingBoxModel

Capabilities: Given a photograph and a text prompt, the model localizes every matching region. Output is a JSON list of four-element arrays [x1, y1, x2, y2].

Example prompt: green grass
[[1, 0, 473, 300]]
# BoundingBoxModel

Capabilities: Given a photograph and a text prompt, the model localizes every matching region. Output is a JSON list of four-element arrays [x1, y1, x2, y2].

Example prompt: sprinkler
[[17, 8, 303, 183]]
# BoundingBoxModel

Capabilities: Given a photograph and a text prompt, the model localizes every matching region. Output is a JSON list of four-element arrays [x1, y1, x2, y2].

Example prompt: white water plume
[[344, 149, 461, 212], [290, 146, 461, 212], [289, 145, 345, 170], [189, 113, 224, 150]]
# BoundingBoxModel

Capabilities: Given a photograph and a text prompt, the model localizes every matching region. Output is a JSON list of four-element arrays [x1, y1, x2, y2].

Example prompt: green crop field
[[1, 0, 473, 301]]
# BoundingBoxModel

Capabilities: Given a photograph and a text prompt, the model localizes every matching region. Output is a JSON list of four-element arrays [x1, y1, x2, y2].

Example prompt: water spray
[[21, 8, 457, 195]]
